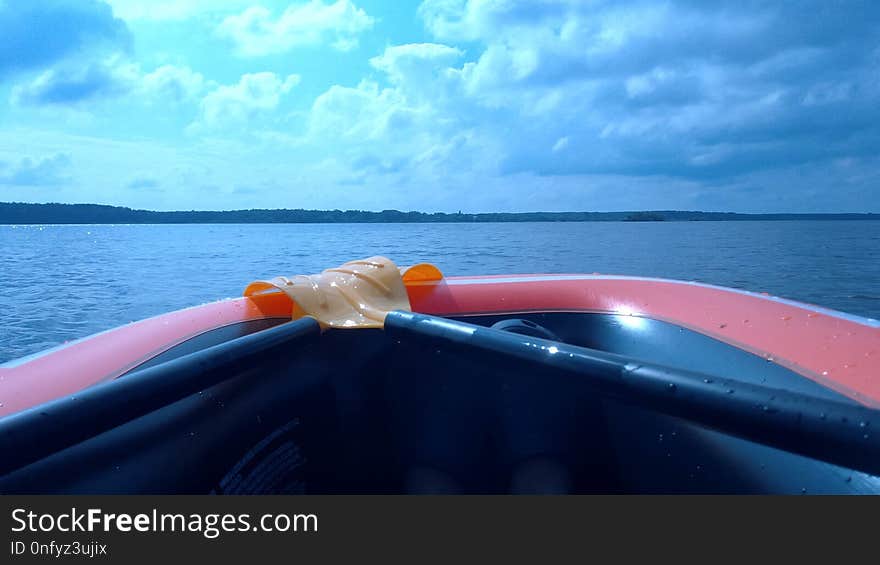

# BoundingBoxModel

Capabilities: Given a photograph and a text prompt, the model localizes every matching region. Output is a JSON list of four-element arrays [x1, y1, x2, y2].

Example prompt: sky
[[0, 0, 878, 213]]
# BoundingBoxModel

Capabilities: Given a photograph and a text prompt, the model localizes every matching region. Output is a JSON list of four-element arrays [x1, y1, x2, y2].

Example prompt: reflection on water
[[1, 221, 878, 362]]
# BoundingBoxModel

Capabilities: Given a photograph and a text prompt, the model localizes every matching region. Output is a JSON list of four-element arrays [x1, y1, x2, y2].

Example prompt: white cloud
[[408, 0, 880, 183], [370, 43, 463, 80], [216, 1, 375, 57], [10, 57, 208, 112], [9, 0, 879, 213], [312, 49, 448, 146], [368, 43, 464, 106], [0, 153, 72, 186], [418, 0, 593, 44], [309, 80, 433, 148], [0, 0, 131, 78], [309, 44, 469, 143], [10, 58, 139, 106], [194, 72, 301, 130], [0, 128, 302, 210], [305, 42, 501, 189], [140, 65, 207, 103]]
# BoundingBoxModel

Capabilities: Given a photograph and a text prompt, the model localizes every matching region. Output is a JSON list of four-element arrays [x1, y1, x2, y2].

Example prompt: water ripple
[[1, 221, 878, 362]]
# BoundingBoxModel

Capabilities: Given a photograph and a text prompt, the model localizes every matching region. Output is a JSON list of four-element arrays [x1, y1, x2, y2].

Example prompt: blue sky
[[0, 0, 878, 212]]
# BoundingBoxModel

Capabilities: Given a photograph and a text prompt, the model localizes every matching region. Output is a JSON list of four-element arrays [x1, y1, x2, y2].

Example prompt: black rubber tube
[[0, 317, 322, 477], [384, 311, 880, 477]]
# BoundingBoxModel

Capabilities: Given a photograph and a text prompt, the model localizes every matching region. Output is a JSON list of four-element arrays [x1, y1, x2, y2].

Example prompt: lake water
[[1, 221, 879, 363]]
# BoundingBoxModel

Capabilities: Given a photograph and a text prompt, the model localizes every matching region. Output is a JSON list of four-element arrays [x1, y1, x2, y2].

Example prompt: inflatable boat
[[1, 257, 878, 494]]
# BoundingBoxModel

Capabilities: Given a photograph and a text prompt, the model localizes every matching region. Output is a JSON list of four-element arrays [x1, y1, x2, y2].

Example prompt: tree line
[[1, 202, 877, 224]]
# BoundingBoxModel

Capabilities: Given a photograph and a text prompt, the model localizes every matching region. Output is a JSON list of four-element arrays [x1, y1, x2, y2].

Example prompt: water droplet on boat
[[860, 421, 869, 428], [0, 403, 3, 408], [726, 388, 735, 394], [189, 431, 196, 437], [667, 383, 677, 392], [807, 312, 818, 318], [845, 476, 852, 483], [819, 412, 826, 420], [822, 371, 829, 376], [743, 319, 750, 324], [801, 488, 807, 494], [864, 434, 870, 440], [658, 434, 664, 442], [703, 378, 713, 384], [765, 355, 774, 363], [781, 316, 792, 321], [719, 323, 727, 329]]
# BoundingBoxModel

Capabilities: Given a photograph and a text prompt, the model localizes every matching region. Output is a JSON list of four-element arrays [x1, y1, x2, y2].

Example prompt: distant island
[[1, 202, 877, 224]]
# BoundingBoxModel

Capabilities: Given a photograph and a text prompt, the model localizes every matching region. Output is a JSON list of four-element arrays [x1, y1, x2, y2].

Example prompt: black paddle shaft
[[384, 310, 880, 477], [0, 317, 322, 477]]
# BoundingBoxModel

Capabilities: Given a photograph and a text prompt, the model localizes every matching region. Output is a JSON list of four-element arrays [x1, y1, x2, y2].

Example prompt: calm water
[[1, 221, 878, 363]]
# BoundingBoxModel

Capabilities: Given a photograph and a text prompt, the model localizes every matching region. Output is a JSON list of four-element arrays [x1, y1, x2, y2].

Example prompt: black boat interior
[[0, 312, 877, 494]]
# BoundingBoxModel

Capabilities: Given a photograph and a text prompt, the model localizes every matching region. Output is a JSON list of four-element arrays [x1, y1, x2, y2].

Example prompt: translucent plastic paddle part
[[243, 256, 443, 329]]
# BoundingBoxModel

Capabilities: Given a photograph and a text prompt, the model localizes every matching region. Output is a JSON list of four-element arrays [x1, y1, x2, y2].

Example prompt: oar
[[0, 317, 322, 477], [383, 311, 880, 477]]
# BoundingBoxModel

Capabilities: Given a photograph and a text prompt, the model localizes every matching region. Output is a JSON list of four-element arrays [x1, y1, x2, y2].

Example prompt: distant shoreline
[[1, 202, 878, 224]]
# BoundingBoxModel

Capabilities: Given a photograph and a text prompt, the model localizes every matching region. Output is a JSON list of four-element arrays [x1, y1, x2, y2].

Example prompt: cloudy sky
[[0, 0, 878, 213]]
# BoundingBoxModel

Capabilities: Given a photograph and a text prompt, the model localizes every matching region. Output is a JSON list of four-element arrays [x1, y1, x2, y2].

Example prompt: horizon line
[[2, 201, 879, 216]]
